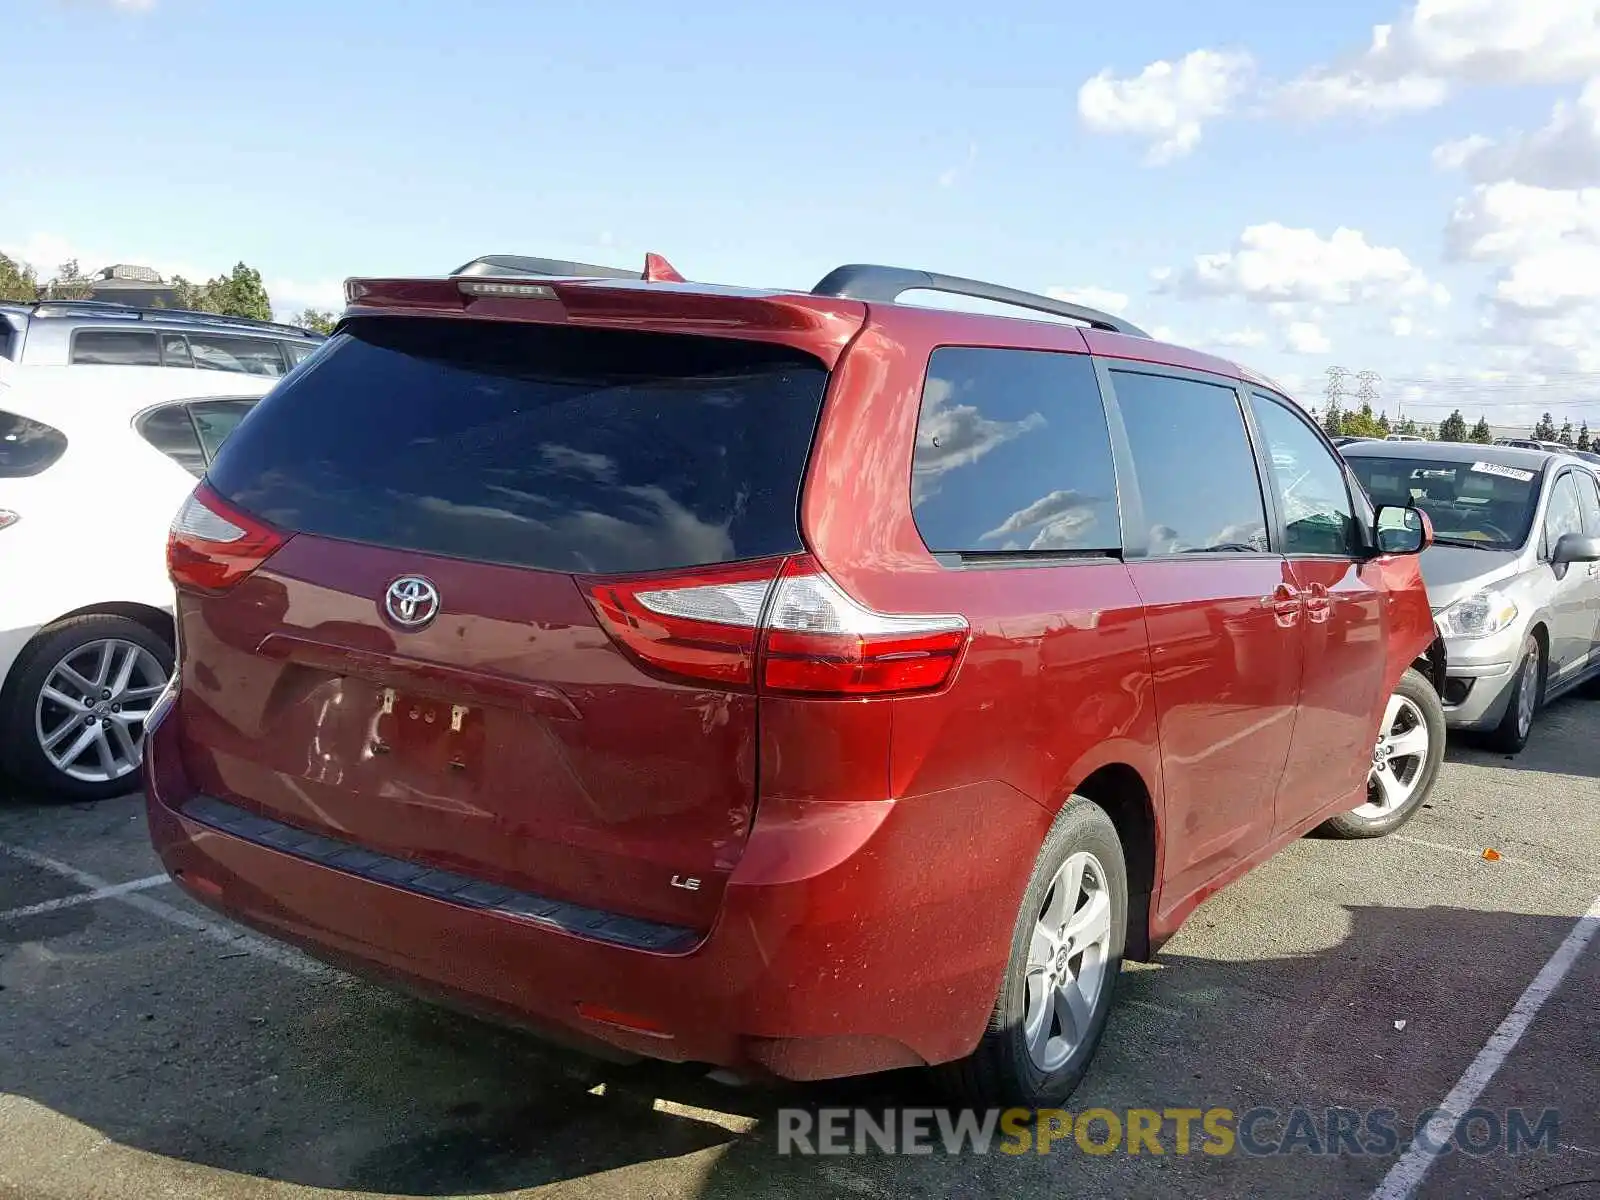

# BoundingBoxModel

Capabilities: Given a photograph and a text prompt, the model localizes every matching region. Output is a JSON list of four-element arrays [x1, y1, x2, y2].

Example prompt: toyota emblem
[[384, 576, 440, 629]]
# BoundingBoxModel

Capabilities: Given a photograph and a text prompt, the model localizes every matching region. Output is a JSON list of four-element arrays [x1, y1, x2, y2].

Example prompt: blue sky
[[8, 0, 1600, 429]]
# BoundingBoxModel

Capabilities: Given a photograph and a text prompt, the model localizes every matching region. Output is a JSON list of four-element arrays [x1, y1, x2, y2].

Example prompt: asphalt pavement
[[2, 699, 1597, 1200]]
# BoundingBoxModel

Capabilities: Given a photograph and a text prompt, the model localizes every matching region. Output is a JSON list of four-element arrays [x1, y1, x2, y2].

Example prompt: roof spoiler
[[450, 253, 687, 283]]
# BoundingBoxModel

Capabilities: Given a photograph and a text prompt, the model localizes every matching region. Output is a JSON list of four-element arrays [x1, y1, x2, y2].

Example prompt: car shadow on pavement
[[1443, 690, 1600, 780], [2, 901, 1595, 1198]]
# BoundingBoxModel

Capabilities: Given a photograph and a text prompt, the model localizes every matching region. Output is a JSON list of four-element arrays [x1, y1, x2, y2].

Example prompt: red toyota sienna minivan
[[143, 256, 1445, 1106]]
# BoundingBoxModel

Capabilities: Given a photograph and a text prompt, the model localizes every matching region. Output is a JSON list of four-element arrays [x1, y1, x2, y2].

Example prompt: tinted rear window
[[71, 329, 161, 366], [207, 318, 829, 573], [0, 410, 68, 477]]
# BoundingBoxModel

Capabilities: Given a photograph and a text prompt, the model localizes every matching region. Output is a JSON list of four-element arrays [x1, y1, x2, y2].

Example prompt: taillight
[[584, 554, 969, 697], [167, 484, 287, 593], [761, 556, 968, 695], [585, 558, 780, 688], [0, 510, 17, 531]]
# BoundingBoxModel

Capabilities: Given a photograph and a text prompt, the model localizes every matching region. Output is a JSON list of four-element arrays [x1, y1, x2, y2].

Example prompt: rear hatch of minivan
[[166, 283, 863, 936]]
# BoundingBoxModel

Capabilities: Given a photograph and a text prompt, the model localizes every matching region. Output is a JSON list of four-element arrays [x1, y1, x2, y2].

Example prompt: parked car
[[0, 300, 323, 377], [0, 364, 273, 798], [143, 255, 1443, 1107], [1343, 440, 1600, 752]]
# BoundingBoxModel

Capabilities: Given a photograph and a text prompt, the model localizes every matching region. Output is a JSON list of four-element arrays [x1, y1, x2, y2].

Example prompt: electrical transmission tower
[[1355, 370, 1381, 409], [1324, 366, 1350, 417]]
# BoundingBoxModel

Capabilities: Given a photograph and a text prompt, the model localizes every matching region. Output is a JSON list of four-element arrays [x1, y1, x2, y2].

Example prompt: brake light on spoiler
[[585, 555, 969, 698]]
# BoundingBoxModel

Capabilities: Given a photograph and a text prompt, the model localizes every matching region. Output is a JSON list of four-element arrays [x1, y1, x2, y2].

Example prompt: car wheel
[[1319, 667, 1445, 840], [939, 798, 1127, 1107], [0, 614, 173, 802], [1485, 633, 1542, 755]]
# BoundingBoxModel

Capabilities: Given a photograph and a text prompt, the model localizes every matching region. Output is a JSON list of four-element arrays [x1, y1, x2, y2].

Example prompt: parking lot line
[[0, 839, 332, 978], [0, 873, 170, 922], [1370, 888, 1600, 1200]]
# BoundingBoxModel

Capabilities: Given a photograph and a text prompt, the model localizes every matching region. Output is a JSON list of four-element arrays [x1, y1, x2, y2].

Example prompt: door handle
[[1262, 583, 1303, 620], [1303, 582, 1332, 619]]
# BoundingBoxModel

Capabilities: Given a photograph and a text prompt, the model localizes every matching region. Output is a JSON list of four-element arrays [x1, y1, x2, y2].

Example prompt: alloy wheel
[[1514, 644, 1539, 739], [1355, 692, 1431, 819], [1022, 850, 1114, 1073], [33, 639, 169, 784]]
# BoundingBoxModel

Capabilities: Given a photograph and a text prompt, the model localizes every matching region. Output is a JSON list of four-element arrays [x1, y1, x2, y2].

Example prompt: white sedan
[[0, 363, 276, 799]]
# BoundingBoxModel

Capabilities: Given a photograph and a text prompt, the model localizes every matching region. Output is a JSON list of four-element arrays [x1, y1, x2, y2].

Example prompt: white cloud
[[1391, 315, 1416, 336], [1210, 327, 1269, 348], [1436, 78, 1600, 187], [1285, 321, 1333, 355], [1077, 49, 1254, 164], [1163, 222, 1447, 308], [268, 277, 346, 320], [1046, 284, 1129, 314], [1444, 179, 1600, 371], [1277, 72, 1447, 119], [938, 142, 979, 189], [1279, 0, 1600, 119]]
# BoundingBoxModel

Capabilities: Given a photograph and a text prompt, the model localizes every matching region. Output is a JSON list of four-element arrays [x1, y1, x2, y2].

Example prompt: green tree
[[1322, 401, 1344, 438], [1533, 412, 1557, 441], [1342, 402, 1385, 439], [209, 262, 272, 321], [43, 259, 94, 301], [1558, 419, 1576, 446], [164, 263, 273, 320], [1377, 411, 1392, 435], [0, 252, 38, 302], [292, 308, 337, 335], [1579, 422, 1593, 452], [1438, 409, 1469, 442], [1470, 416, 1493, 443], [1395, 416, 1423, 438]]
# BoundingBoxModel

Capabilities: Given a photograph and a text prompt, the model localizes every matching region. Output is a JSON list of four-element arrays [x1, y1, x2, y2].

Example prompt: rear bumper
[[142, 704, 1048, 1081]]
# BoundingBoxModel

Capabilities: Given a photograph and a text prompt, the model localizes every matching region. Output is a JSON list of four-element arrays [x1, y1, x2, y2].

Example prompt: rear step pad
[[180, 796, 697, 953]]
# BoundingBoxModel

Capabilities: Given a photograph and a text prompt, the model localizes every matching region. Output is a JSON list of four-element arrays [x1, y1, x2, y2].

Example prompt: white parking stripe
[[0, 840, 332, 978], [1370, 889, 1600, 1200], [0, 873, 170, 921]]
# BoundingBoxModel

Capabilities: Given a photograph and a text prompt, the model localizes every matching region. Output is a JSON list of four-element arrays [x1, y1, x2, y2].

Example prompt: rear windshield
[[1348, 455, 1541, 550], [207, 318, 829, 574], [0, 410, 68, 477]]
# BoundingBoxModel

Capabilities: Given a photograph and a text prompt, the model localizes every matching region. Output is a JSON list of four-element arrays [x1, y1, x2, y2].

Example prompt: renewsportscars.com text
[[777, 1106, 1561, 1157]]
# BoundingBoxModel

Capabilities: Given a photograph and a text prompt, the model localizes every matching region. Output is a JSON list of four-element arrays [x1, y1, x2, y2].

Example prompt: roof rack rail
[[811, 264, 1150, 338], [452, 252, 687, 283], [28, 300, 320, 338]]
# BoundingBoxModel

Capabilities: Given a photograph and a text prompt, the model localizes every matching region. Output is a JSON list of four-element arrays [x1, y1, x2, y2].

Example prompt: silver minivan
[[1344, 441, 1600, 752]]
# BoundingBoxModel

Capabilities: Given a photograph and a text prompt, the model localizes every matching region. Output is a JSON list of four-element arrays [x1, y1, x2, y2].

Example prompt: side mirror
[[1375, 505, 1430, 555], [1553, 532, 1600, 566]]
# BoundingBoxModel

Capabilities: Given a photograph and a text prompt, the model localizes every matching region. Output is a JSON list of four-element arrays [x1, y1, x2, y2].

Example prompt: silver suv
[[0, 300, 324, 377], [1344, 440, 1600, 752]]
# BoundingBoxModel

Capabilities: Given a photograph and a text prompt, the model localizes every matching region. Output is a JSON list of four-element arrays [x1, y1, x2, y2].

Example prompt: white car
[[0, 363, 276, 799]]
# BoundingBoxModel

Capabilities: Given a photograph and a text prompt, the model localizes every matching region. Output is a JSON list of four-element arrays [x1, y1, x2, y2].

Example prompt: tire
[[938, 799, 1128, 1108], [1485, 633, 1542, 755], [0, 614, 174, 802], [1319, 667, 1445, 840]]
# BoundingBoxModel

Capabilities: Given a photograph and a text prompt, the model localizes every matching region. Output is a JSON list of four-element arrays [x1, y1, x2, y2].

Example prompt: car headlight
[[1435, 589, 1519, 639]]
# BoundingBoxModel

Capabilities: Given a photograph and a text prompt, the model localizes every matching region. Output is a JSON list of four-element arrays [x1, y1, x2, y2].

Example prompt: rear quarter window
[[207, 318, 830, 574], [0, 410, 69, 477], [910, 346, 1120, 555]]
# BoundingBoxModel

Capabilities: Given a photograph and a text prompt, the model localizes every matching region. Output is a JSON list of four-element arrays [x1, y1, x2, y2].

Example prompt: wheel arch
[[1069, 763, 1159, 962], [0, 602, 175, 700]]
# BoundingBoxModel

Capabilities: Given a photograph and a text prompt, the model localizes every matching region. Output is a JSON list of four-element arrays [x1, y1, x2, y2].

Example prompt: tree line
[[1320, 399, 1593, 450], [0, 252, 337, 335]]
